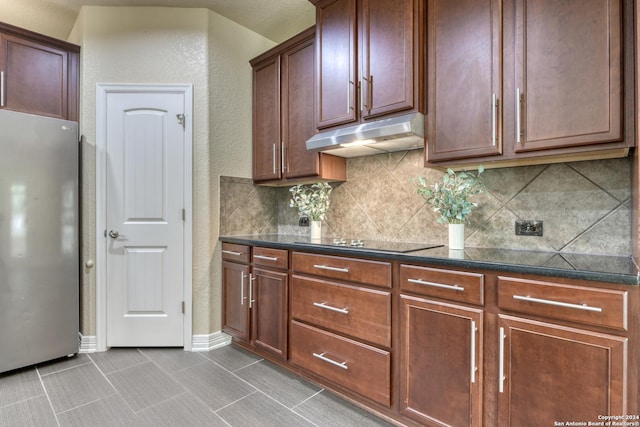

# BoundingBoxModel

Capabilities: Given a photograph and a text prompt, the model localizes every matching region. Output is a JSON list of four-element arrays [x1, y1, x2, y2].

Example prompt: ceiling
[[5, 0, 316, 43]]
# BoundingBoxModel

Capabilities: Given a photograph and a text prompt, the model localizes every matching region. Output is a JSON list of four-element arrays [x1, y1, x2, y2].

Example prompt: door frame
[[95, 83, 193, 351]]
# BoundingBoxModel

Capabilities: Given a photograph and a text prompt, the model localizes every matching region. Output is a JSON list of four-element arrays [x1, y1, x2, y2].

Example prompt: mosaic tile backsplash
[[220, 149, 632, 257]]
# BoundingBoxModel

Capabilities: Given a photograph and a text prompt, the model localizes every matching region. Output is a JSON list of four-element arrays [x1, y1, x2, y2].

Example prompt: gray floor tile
[[139, 348, 207, 374], [136, 391, 228, 427], [37, 354, 92, 376], [56, 394, 138, 427], [173, 360, 256, 411], [88, 348, 148, 375], [202, 344, 262, 372], [235, 360, 322, 408], [106, 361, 184, 412], [0, 395, 57, 427], [41, 363, 116, 413], [294, 390, 396, 427], [0, 368, 45, 408], [218, 391, 315, 427]]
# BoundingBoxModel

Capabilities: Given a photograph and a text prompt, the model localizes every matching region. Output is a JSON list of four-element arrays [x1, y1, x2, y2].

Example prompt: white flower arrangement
[[289, 182, 333, 222]]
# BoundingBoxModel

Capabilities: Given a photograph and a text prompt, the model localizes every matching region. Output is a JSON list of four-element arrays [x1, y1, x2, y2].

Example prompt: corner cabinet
[[251, 27, 346, 185], [221, 244, 288, 360], [313, 0, 424, 129], [0, 22, 79, 121], [425, 0, 634, 168]]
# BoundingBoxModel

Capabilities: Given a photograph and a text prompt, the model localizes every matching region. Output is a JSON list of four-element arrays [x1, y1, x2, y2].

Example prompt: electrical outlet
[[299, 216, 310, 227], [515, 220, 543, 236]]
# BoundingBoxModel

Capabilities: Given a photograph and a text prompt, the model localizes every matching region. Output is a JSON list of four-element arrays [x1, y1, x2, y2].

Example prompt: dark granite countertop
[[219, 234, 639, 286]]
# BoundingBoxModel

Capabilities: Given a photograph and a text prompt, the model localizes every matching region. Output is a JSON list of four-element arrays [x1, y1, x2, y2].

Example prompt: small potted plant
[[416, 166, 485, 250], [289, 182, 333, 240]]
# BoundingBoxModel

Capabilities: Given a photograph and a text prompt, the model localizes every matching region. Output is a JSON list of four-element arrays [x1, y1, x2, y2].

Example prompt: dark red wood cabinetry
[[0, 22, 79, 121], [251, 27, 346, 185], [425, 0, 634, 168], [314, 0, 424, 130]]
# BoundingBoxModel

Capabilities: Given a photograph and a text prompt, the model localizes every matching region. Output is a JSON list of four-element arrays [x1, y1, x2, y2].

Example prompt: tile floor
[[0, 344, 396, 427]]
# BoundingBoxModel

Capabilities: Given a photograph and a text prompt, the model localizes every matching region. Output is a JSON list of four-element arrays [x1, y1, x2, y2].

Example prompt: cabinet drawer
[[400, 264, 484, 305], [252, 247, 288, 270], [291, 275, 391, 347], [292, 252, 391, 288], [290, 320, 391, 407], [221, 243, 250, 263], [498, 277, 628, 331]]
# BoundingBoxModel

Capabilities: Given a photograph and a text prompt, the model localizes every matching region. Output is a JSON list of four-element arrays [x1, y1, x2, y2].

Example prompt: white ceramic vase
[[448, 223, 465, 250], [310, 220, 322, 241]]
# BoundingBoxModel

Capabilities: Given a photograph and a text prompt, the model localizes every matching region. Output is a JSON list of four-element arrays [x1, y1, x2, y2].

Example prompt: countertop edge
[[219, 235, 639, 286]]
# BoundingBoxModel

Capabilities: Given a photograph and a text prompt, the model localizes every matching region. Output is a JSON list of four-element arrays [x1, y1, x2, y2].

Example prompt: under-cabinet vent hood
[[306, 112, 424, 158]]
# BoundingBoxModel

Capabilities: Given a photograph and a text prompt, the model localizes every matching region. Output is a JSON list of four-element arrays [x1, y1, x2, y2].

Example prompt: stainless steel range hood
[[306, 112, 424, 158]]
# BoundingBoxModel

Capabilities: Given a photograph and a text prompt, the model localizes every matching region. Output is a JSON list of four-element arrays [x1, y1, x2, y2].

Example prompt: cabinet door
[[0, 33, 69, 119], [510, 0, 622, 152], [281, 35, 320, 179], [222, 261, 250, 341], [360, 0, 415, 119], [498, 315, 627, 426], [425, 0, 502, 162], [400, 295, 483, 427], [252, 56, 281, 182], [251, 268, 288, 360], [316, 0, 358, 129]]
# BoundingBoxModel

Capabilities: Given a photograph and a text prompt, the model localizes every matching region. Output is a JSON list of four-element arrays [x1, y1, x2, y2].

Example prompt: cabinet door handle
[[0, 71, 5, 107], [313, 302, 349, 315], [516, 88, 522, 143], [347, 80, 354, 112], [254, 255, 278, 262], [240, 272, 246, 306], [513, 294, 602, 313], [222, 250, 242, 256], [499, 326, 506, 393], [471, 320, 477, 384], [491, 93, 498, 146], [407, 278, 464, 292], [368, 75, 373, 111], [272, 143, 277, 175], [249, 273, 255, 308], [313, 264, 350, 273], [281, 142, 286, 173], [313, 352, 348, 370], [359, 79, 364, 111]]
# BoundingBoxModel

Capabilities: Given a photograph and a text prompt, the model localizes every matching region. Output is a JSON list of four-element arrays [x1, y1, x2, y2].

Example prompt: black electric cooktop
[[295, 238, 444, 253]]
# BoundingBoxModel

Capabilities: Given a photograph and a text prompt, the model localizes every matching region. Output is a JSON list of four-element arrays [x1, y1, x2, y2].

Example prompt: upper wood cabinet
[[251, 27, 346, 185], [425, 0, 634, 167], [314, 0, 424, 130], [0, 22, 79, 121]]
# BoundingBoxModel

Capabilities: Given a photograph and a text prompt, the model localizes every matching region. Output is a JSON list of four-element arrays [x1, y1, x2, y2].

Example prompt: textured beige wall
[[68, 6, 274, 338]]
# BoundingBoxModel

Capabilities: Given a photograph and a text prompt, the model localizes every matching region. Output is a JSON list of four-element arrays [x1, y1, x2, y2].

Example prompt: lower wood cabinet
[[498, 315, 627, 426], [221, 243, 638, 426], [399, 295, 483, 427], [222, 244, 288, 360]]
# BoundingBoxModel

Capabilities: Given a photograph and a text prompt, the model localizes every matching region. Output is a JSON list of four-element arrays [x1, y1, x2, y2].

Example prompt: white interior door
[[105, 90, 186, 347]]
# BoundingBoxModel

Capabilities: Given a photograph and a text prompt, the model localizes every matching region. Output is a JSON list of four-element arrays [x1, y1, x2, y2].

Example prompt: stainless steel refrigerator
[[0, 109, 79, 373]]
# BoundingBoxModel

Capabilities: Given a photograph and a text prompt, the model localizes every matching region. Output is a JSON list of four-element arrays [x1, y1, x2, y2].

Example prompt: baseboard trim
[[191, 331, 232, 352], [79, 332, 231, 353], [78, 333, 98, 353]]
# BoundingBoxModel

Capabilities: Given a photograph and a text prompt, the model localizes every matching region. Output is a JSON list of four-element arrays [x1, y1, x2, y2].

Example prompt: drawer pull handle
[[471, 320, 477, 384], [513, 295, 602, 313], [222, 250, 243, 256], [313, 302, 349, 315], [313, 264, 350, 273], [254, 255, 278, 262], [407, 278, 464, 292], [313, 352, 348, 370]]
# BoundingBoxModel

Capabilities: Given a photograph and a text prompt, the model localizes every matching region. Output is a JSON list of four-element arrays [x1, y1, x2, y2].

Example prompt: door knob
[[108, 229, 121, 239]]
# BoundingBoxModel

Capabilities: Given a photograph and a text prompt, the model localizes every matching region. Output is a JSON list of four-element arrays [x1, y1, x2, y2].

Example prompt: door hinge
[[182, 301, 185, 314], [177, 114, 185, 129], [182, 208, 186, 221]]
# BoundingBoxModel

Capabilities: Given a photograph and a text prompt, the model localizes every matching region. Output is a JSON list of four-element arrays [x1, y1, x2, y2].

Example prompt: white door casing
[[96, 84, 193, 350]]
